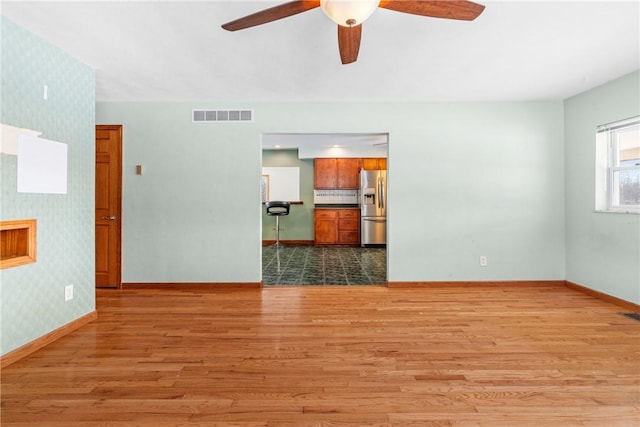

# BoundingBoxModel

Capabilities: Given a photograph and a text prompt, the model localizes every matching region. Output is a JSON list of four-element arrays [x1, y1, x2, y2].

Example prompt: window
[[595, 116, 640, 213]]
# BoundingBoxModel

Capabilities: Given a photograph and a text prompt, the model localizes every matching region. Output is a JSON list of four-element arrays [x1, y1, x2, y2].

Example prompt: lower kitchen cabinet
[[314, 208, 360, 246], [337, 209, 359, 244], [314, 209, 338, 245]]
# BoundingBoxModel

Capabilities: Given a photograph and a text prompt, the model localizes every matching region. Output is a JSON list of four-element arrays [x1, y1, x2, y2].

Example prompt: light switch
[[136, 165, 143, 175]]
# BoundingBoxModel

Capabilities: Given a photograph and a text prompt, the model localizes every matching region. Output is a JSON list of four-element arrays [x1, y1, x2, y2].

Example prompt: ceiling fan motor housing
[[320, 0, 381, 27]]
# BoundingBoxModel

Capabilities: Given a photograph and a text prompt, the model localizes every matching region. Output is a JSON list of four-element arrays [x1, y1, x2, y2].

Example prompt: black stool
[[265, 201, 290, 245]]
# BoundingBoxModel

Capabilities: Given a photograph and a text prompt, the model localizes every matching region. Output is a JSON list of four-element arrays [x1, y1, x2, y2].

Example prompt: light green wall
[[97, 100, 566, 284], [564, 71, 640, 304], [388, 102, 566, 281], [261, 150, 314, 241], [96, 102, 262, 282], [0, 17, 96, 355]]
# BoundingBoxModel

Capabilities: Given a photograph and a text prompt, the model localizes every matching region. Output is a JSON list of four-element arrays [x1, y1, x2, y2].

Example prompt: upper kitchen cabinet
[[337, 158, 362, 189], [314, 158, 362, 189], [314, 158, 337, 189], [362, 158, 387, 170]]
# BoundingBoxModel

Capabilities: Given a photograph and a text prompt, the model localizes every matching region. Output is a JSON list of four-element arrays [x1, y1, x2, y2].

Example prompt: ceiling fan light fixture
[[320, 0, 380, 27]]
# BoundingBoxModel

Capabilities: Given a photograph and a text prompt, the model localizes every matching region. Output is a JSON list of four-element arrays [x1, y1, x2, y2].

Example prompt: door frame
[[260, 132, 389, 285]]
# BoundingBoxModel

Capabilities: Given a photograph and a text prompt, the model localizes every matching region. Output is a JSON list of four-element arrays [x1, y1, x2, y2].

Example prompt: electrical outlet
[[64, 284, 74, 301], [479, 256, 488, 267]]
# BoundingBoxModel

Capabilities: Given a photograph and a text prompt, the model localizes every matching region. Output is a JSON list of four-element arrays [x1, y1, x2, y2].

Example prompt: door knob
[[101, 216, 117, 220]]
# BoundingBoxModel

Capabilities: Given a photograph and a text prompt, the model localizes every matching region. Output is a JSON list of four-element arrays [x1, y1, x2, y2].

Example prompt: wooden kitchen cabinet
[[314, 159, 337, 189], [337, 209, 359, 244], [314, 208, 359, 246], [314, 158, 362, 189], [362, 158, 387, 170], [314, 209, 338, 245], [336, 158, 362, 189]]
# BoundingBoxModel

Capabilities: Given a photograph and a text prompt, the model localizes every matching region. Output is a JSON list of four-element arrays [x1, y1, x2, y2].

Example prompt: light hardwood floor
[[1, 284, 639, 426]]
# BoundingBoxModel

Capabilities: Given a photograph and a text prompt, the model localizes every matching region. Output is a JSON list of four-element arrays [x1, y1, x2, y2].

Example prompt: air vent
[[622, 313, 640, 322], [192, 109, 253, 122]]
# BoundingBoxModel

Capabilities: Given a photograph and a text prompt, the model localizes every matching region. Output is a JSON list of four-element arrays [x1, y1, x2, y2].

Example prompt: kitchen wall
[[261, 150, 314, 242], [1, 17, 96, 355], [97, 100, 566, 284], [564, 70, 640, 304]]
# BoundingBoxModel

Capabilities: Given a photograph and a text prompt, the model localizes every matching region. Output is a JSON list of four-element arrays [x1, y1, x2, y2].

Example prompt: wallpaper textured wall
[[1, 17, 96, 355]]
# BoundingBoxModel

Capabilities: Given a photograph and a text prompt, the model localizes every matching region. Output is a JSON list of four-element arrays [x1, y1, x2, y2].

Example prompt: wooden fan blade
[[379, 0, 485, 21], [338, 24, 362, 64], [222, 0, 320, 31]]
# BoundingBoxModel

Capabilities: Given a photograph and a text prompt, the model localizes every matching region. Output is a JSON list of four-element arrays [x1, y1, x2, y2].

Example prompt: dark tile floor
[[262, 245, 386, 286]]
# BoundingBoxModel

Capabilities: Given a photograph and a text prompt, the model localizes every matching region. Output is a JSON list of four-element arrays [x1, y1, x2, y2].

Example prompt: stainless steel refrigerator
[[359, 169, 387, 246]]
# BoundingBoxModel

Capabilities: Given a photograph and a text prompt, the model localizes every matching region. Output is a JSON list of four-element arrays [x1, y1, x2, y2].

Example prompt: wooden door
[[95, 125, 122, 288]]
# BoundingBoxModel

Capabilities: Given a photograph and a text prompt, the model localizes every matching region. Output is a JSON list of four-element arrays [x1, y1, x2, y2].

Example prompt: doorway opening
[[260, 133, 388, 286]]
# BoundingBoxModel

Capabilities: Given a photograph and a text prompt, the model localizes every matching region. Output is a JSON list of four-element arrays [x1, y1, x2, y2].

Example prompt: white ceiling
[[2, 0, 639, 104]]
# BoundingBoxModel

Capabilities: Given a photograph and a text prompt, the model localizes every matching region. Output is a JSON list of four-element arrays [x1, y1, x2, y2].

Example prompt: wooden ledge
[[1, 219, 37, 269], [565, 281, 640, 311], [122, 282, 263, 291], [262, 240, 313, 246], [387, 280, 639, 311], [387, 280, 565, 288]]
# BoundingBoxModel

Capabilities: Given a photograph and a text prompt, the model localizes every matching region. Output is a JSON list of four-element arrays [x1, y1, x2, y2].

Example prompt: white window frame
[[595, 116, 640, 214]]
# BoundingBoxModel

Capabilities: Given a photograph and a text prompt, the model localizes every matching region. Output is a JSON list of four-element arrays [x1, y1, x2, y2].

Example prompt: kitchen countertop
[[314, 205, 359, 209]]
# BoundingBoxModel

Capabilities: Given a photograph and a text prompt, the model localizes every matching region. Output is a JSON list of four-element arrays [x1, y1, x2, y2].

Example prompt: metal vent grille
[[192, 109, 253, 122]]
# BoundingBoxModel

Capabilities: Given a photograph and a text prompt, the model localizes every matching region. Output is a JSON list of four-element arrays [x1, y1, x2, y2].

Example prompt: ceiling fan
[[222, 0, 485, 64]]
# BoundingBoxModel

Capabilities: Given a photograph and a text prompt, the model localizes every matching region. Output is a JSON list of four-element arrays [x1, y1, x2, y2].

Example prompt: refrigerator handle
[[378, 175, 384, 209]]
